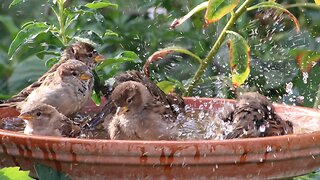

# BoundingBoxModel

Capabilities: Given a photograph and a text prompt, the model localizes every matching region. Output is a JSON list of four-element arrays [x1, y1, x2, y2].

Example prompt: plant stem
[[285, 3, 320, 9], [58, 0, 67, 45], [184, 0, 254, 96]]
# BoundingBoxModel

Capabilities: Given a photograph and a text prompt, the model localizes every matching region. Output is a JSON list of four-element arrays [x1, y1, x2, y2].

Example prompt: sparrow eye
[[87, 52, 93, 57], [36, 112, 42, 116], [127, 98, 133, 104], [72, 71, 78, 76]]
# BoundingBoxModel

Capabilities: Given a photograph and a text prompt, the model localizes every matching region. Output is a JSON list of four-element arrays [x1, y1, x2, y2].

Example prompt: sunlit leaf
[[143, 46, 202, 76], [247, 2, 300, 32], [315, 0, 320, 5], [170, 1, 208, 29], [104, 29, 118, 37], [291, 50, 320, 72], [35, 163, 70, 180], [8, 22, 51, 59], [9, 0, 25, 8], [157, 81, 176, 94], [226, 31, 250, 87], [85, 1, 118, 9], [205, 0, 240, 25], [0, 167, 33, 180], [96, 51, 141, 71]]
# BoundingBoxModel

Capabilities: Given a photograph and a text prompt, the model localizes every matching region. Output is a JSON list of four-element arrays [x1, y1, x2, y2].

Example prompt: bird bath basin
[[0, 97, 319, 179]]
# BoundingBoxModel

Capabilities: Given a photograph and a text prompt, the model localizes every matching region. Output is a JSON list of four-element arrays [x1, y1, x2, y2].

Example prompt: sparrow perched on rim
[[107, 81, 180, 140], [18, 103, 80, 137], [222, 92, 293, 139], [3, 41, 104, 103], [88, 70, 185, 130], [1, 59, 94, 116]]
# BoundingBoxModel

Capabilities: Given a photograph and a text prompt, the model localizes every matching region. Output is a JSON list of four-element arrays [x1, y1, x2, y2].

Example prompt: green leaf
[[36, 44, 62, 60], [65, 10, 80, 29], [9, 0, 25, 8], [226, 31, 250, 87], [85, 1, 118, 9], [0, 167, 33, 180], [8, 56, 47, 94], [45, 57, 59, 68], [157, 81, 176, 94], [96, 51, 141, 71], [35, 163, 70, 180], [205, 0, 240, 25], [73, 30, 103, 46], [291, 50, 320, 72], [91, 90, 102, 106], [247, 2, 300, 32], [143, 46, 202, 76], [91, 70, 102, 106], [170, 1, 208, 29], [8, 22, 51, 59], [104, 29, 119, 37]]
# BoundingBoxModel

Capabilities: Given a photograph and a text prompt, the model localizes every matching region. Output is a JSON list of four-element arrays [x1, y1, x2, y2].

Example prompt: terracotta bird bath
[[0, 97, 319, 179]]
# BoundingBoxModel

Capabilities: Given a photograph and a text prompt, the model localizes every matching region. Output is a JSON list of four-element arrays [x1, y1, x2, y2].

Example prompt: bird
[[107, 81, 182, 140], [88, 70, 185, 130], [18, 103, 80, 137], [1, 59, 94, 116], [3, 41, 104, 103], [222, 92, 293, 139]]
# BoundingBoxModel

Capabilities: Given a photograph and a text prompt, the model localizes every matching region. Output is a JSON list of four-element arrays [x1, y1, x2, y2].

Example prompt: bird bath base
[[0, 97, 319, 179]]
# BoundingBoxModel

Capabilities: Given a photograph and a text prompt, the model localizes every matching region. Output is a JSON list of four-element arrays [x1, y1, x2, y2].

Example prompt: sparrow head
[[18, 104, 60, 123], [111, 81, 147, 115], [238, 92, 274, 114], [58, 59, 93, 81], [64, 42, 104, 66]]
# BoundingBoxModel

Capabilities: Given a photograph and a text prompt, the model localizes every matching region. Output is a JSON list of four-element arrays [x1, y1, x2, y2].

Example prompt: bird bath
[[0, 97, 319, 179]]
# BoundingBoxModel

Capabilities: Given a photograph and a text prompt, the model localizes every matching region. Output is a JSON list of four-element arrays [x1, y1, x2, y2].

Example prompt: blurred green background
[[0, 0, 320, 108]]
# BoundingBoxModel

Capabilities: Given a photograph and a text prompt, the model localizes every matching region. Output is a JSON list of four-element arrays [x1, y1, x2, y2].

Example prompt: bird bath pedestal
[[0, 97, 319, 179]]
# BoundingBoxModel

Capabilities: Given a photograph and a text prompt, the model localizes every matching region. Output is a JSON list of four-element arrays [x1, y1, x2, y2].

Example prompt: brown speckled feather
[[224, 92, 293, 139]]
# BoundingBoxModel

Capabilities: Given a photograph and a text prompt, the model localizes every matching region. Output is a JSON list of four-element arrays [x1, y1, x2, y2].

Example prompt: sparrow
[[2, 59, 94, 116], [18, 103, 80, 137], [88, 70, 185, 129], [107, 81, 180, 140], [3, 41, 104, 103], [222, 92, 294, 139]]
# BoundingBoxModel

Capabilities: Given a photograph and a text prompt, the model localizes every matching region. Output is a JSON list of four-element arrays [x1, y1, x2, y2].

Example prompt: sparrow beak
[[80, 72, 92, 81], [94, 54, 105, 62], [18, 113, 34, 121], [116, 106, 129, 115]]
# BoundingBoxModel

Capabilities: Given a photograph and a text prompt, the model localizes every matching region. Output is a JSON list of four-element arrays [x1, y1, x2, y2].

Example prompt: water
[[2, 101, 320, 140], [176, 104, 234, 140]]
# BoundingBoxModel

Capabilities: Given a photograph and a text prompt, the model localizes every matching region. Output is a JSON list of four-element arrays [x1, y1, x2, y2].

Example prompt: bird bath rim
[[0, 97, 320, 179]]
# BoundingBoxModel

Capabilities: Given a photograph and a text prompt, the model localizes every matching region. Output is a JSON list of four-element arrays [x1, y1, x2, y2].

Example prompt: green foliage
[[0, 167, 33, 180], [85, 1, 118, 9], [35, 163, 70, 180], [8, 22, 52, 59]]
